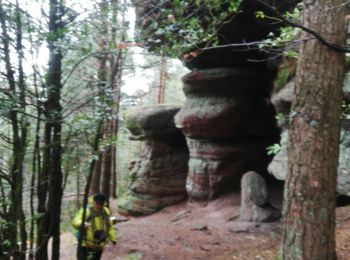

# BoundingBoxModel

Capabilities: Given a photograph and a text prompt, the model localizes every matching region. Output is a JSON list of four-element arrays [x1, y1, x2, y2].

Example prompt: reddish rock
[[175, 69, 279, 200], [118, 105, 189, 215]]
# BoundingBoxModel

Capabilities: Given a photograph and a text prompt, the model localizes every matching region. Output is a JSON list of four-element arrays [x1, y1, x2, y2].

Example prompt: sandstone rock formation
[[269, 78, 350, 196], [268, 121, 350, 196], [129, 0, 299, 204], [240, 171, 281, 222], [174, 68, 279, 200], [117, 106, 189, 215]]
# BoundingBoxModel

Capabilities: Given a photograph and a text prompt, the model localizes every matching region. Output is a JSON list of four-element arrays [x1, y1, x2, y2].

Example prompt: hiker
[[72, 193, 117, 260]]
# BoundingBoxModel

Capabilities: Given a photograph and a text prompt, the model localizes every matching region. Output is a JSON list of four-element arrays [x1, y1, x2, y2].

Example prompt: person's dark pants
[[81, 246, 103, 260]]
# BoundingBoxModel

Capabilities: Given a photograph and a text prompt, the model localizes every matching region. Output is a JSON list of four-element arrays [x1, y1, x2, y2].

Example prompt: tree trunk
[[76, 144, 81, 209], [77, 122, 103, 259], [47, 1, 64, 258], [109, 0, 127, 199], [158, 54, 166, 104], [89, 153, 103, 195], [111, 145, 117, 198], [282, 1, 346, 259], [37, 1, 65, 259], [89, 0, 109, 197], [36, 123, 50, 260], [27, 7, 42, 259], [15, 1, 28, 257], [102, 140, 112, 204], [0, 2, 28, 258]]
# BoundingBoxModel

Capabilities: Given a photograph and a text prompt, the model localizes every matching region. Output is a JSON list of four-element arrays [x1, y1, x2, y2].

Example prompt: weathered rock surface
[[240, 171, 281, 222], [129, 0, 298, 204], [271, 80, 294, 115], [175, 69, 280, 200], [268, 121, 350, 196], [117, 106, 189, 215]]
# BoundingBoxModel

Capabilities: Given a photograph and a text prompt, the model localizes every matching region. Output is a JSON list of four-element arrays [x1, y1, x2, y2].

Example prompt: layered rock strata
[[117, 106, 189, 215], [130, 0, 299, 202], [175, 68, 279, 200]]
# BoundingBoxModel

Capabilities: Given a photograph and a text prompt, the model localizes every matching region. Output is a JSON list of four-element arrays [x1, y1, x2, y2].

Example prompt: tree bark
[[102, 137, 112, 203], [282, 1, 346, 259], [89, 0, 109, 197], [15, 1, 28, 258], [77, 121, 103, 259], [36, 1, 65, 259], [47, 1, 64, 258], [158, 54, 166, 104], [109, 0, 127, 199], [89, 153, 103, 195]]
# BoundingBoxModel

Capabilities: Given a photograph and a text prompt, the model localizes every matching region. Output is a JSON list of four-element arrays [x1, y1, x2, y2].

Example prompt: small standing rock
[[240, 171, 281, 222]]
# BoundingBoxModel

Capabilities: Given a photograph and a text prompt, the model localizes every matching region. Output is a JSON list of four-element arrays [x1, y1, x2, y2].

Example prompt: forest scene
[[0, 0, 350, 259]]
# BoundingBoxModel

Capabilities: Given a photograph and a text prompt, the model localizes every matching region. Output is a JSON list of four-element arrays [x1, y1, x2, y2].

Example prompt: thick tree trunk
[[282, 1, 346, 259]]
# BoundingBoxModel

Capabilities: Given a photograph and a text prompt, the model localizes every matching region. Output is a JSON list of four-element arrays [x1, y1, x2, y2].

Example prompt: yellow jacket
[[72, 198, 116, 249]]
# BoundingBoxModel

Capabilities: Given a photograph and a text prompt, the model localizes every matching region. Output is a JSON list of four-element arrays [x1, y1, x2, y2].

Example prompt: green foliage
[[267, 143, 281, 155], [275, 254, 282, 260], [124, 111, 139, 130], [267, 128, 288, 155], [257, 4, 302, 51], [275, 65, 291, 91], [126, 252, 143, 260], [259, 26, 300, 50], [274, 57, 296, 91], [138, 0, 242, 57]]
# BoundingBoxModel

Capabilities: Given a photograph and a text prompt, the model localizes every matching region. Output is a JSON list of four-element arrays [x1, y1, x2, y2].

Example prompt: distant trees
[[0, 0, 168, 257], [0, 0, 131, 258], [0, 0, 28, 258], [81, 0, 127, 203]]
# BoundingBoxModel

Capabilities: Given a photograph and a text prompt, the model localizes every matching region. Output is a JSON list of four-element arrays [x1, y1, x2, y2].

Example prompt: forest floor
[[60, 191, 350, 260]]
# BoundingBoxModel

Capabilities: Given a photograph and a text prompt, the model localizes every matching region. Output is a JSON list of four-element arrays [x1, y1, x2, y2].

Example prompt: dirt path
[[61, 192, 350, 260]]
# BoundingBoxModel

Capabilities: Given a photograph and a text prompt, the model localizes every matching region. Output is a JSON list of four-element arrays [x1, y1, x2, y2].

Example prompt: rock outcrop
[[174, 68, 279, 200], [129, 0, 299, 204], [268, 121, 350, 196], [269, 77, 350, 196], [117, 106, 189, 215]]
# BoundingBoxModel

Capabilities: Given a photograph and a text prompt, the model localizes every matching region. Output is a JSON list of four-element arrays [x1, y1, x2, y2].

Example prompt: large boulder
[[175, 68, 280, 200], [117, 105, 189, 215], [268, 121, 350, 196]]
